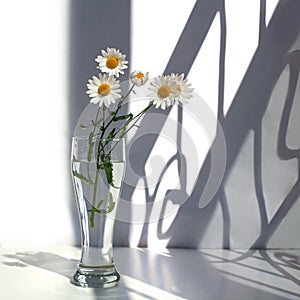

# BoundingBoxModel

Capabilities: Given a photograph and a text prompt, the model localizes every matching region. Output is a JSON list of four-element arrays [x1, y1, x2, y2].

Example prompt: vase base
[[71, 266, 120, 288]]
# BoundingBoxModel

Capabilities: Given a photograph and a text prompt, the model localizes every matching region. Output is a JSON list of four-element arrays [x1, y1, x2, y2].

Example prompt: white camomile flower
[[95, 47, 128, 78], [86, 74, 121, 107], [170, 73, 194, 104], [148, 75, 178, 110], [130, 70, 149, 86]]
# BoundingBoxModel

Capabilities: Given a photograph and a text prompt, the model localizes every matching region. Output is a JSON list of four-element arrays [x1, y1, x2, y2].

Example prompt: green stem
[[89, 105, 102, 141], [86, 105, 102, 182], [118, 84, 136, 107], [99, 86, 134, 139], [90, 168, 99, 228], [96, 85, 135, 166], [119, 103, 153, 138], [107, 102, 153, 157], [90, 107, 106, 227], [89, 84, 139, 227], [96, 102, 153, 158]]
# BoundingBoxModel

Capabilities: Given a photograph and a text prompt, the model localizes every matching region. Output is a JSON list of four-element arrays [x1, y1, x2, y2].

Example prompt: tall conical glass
[[71, 137, 125, 288]]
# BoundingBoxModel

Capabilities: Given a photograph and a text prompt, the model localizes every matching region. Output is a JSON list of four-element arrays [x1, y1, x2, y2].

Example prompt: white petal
[[90, 97, 99, 104]]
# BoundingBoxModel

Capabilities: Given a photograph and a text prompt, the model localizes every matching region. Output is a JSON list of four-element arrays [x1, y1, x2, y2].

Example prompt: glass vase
[[70, 136, 125, 288]]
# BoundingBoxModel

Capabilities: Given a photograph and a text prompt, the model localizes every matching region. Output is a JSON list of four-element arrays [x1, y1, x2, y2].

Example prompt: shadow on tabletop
[[2, 248, 299, 299]]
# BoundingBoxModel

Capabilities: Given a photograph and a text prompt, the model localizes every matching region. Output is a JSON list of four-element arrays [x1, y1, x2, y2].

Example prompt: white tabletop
[[0, 245, 299, 300]]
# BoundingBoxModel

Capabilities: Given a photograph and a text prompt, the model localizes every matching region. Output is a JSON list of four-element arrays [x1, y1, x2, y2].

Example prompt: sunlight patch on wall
[[147, 159, 178, 250], [223, 0, 260, 115], [265, 0, 279, 26], [188, 12, 220, 120], [129, 178, 147, 247], [0, 0, 72, 245], [131, 0, 196, 75]]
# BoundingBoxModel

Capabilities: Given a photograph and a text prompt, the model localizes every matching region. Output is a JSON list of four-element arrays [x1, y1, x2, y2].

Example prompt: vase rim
[[72, 136, 124, 141]]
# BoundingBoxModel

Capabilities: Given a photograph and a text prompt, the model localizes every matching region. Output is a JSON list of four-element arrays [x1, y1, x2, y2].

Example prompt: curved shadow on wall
[[115, 0, 227, 247], [115, 0, 300, 249], [234, 50, 300, 264], [166, 0, 300, 249], [68, 0, 300, 251], [250, 50, 300, 249]]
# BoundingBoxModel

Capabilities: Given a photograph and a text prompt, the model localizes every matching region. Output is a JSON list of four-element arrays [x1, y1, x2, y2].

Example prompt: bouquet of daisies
[[76, 47, 193, 190]]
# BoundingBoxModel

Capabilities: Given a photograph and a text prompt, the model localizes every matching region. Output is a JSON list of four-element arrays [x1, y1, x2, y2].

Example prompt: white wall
[[0, 0, 74, 245], [1, 0, 299, 249]]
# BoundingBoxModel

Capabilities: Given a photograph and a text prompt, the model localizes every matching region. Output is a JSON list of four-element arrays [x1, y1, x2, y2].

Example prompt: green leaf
[[88, 131, 94, 143], [98, 151, 115, 186], [107, 193, 115, 213], [80, 123, 92, 129], [98, 153, 114, 186], [88, 201, 113, 216], [104, 161, 113, 185], [113, 113, 133, 122], [106, 128, 116, 142], [90, 214, 95, 227], [88, 132, 94, 161], [72, 170, 94, 185], [92, 119, 103, 128]]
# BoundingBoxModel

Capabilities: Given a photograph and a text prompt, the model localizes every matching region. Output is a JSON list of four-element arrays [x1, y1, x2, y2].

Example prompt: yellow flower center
[[106, 56, 119, 69], [136, 72, 144, 79], [98, 83, 111, 96], [158, 85, 171, 98]]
